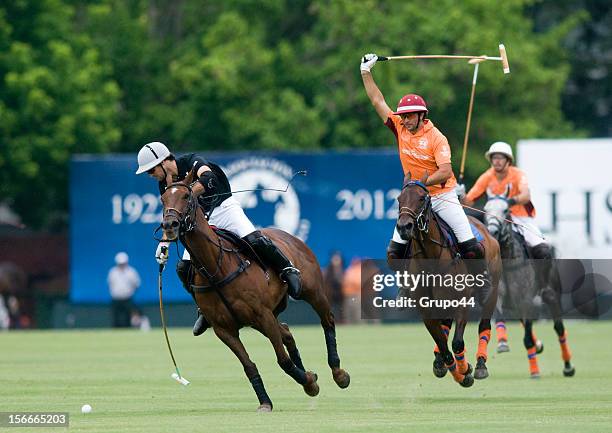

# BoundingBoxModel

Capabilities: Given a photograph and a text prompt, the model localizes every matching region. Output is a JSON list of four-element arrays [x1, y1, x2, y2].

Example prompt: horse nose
[[163, 219, 179, 231]]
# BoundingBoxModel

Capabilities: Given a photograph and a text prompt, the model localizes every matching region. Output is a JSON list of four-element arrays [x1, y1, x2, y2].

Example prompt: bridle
[[160, 182, 239, 285], [398, 181, 432, 234], [485, 197, 511, 245], [163, 182, 197, 236]]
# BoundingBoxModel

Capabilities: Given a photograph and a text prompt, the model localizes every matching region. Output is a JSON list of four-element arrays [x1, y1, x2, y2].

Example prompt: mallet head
[[499, 44, 510, 74]]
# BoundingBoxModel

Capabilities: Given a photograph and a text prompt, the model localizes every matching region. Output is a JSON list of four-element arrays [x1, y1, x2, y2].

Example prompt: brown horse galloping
[[393, 173, 502, 387], [160, 171, 350, 411]]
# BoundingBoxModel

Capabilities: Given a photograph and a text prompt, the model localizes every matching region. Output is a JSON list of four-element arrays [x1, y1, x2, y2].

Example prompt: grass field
[[2, 321, 612, 433]]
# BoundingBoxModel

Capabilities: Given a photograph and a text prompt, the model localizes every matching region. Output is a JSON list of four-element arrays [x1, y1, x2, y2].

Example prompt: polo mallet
[[458, 58, 485, 183], [158, 248, 190, 386], [378, 43, 510, 75]]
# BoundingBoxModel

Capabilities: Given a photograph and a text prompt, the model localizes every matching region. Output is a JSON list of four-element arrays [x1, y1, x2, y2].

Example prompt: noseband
[[398, 181, 432, 233]]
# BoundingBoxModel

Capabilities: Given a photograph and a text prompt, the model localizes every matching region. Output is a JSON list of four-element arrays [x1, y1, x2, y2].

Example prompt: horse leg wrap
[[324, 327, 341, 369], [288, 347, 305, 372], [434, 324, 450, 354], [558, 330, 572, 362], [477, 329, 491, 361], [249, 374, 272, 407], [444, 357, 465, 382], [527, 346, 539, 376], [279, 358, 308, 385], [496, 321, 508, 343]]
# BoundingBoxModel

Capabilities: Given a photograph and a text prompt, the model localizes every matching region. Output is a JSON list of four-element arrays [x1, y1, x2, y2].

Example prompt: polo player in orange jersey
[[360, 53, 492, 304]]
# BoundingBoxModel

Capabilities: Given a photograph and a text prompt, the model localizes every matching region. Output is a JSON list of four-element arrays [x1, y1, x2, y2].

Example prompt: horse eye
[[183, 194, 189, 200]]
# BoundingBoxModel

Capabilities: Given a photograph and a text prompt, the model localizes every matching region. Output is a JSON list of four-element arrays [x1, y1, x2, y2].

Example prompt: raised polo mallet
[[458, 57, 485, 182], [379, 43, 511, 74]]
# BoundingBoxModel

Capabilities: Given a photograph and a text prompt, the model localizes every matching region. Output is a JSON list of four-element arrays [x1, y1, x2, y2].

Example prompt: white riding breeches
[[392, 191, 474, 245], [511, 215, 546, 247], [181, 196, 257, 260]]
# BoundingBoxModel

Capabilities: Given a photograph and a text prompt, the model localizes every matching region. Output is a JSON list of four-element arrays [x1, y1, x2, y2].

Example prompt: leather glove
[[155, 241, 170, 265], [360, 53, 378, 72]]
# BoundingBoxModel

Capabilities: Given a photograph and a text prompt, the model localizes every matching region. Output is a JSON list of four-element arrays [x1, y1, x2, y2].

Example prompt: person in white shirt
[[107, 252, 141, 328]]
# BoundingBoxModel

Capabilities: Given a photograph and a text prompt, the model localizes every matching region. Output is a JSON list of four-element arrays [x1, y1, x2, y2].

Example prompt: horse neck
[[183, 208, 223, 269], [499, 222, 521, 259]]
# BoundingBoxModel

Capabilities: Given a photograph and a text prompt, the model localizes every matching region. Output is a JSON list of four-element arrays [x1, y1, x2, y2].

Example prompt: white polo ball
[[81, 404, 92, 414]]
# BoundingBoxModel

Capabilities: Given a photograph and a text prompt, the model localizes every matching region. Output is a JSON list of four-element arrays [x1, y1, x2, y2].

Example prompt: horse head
[[160, 169, 198, 241], [396, 171, 431, 241], [483, 185, 511, 242]]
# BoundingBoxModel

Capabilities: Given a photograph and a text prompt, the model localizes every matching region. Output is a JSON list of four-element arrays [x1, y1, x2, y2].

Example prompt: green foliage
[[0, 0, 589, 229], [0, 0, 120, 229]]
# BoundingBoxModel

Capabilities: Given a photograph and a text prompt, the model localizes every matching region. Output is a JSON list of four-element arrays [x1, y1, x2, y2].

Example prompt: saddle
[[210, 226, 268, 272], [432, 211, 484, 257]]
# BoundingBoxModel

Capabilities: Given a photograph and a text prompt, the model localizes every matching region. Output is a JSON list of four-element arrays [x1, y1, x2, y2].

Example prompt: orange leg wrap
[[527, 346, 539, 376], [496, 321, 508, 342], [559, 331, 572, 362], [446, 359, 465, 383], [454, 349, 469, 374], [477, 329, 491, 361]]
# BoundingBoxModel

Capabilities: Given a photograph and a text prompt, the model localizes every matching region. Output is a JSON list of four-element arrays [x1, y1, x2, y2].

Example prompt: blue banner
[[70, 151, 404, 303]]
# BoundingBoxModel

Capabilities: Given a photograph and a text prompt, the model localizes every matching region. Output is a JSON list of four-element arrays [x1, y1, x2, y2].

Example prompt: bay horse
[[394, 173, 501, 387], [483, 190, 575, 378], [160, 171, 350, 411]]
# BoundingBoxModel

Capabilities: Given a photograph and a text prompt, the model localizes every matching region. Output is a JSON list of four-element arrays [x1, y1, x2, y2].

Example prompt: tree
[[0, 0, 121, 229]]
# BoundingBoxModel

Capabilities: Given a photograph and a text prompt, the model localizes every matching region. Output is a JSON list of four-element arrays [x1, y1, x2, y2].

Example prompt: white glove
[[360, 53, 378, 72], [455, 184, 466, 199], [155, 242, 170, 265]]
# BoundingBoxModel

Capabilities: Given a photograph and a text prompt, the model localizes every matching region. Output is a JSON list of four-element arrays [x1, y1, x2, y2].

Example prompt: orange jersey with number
[[385, 114, 456, 195], [466, 166, 536, 217]]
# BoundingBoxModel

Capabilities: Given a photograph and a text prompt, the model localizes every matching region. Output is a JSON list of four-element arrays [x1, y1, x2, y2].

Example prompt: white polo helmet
[[135, 141, 170, 174], [485, 141, 513, 163]]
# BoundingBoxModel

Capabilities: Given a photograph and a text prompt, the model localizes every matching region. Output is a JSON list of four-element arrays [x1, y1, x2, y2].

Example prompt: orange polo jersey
[[466, 166, 536, 217], [385, 114, 457, 195]]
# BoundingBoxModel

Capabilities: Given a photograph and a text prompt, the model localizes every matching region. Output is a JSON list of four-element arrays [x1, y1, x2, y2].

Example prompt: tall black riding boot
[[177, 259, 210, 336], [244, 231, 302, 299], [458, 238, 492, 307]]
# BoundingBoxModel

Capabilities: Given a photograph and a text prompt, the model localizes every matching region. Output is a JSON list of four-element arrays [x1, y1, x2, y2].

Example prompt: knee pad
[[176, 259, 192, 290], [459, 238, 484, 259], [530, 243, 553, 259], [387, 240, 409, 271]]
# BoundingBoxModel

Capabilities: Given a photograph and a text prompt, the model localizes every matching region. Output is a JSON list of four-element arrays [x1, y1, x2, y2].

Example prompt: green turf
[[2, 321, 612, 433]]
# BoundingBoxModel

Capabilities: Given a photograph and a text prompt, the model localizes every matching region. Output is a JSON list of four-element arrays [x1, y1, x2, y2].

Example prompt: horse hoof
[[497, 341, 510, 353], [474, 357, 489, 380], [563, 366, 576, 377], [460, 373, 474, 388], [536, 340, 544, 354], [433, 358, 448, 378], [304, 371, 319, 397], [257, 403, 272, 412], [530, 372, 541, 379], [333, 369, 350, 389]]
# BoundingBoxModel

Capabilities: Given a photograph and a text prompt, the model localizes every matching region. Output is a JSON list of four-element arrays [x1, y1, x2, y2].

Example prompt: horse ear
[[184, 168, 197, 185], [420, 170, 429, 184], [486, 187, 494, 198], [403, 171, 412, 185]]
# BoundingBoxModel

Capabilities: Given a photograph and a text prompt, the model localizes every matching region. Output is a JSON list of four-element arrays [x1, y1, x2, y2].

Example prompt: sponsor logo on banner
[[224, 157, 310, 240]]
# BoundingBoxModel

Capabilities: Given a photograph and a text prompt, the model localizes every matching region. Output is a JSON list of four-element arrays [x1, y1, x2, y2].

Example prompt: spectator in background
[[323, 251, 344, 319], [107, 252, 140, 328], [342, 258, 363, 324]]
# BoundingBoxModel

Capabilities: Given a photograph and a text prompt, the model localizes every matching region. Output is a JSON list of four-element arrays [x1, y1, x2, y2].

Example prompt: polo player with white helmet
[[136, 142, 302, 336], [457, 141, 548, 256]]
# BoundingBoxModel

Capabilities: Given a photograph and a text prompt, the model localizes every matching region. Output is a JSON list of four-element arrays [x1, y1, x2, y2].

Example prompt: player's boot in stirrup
[[280, 266, 302, 299], [193, 308, 209, 336]]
